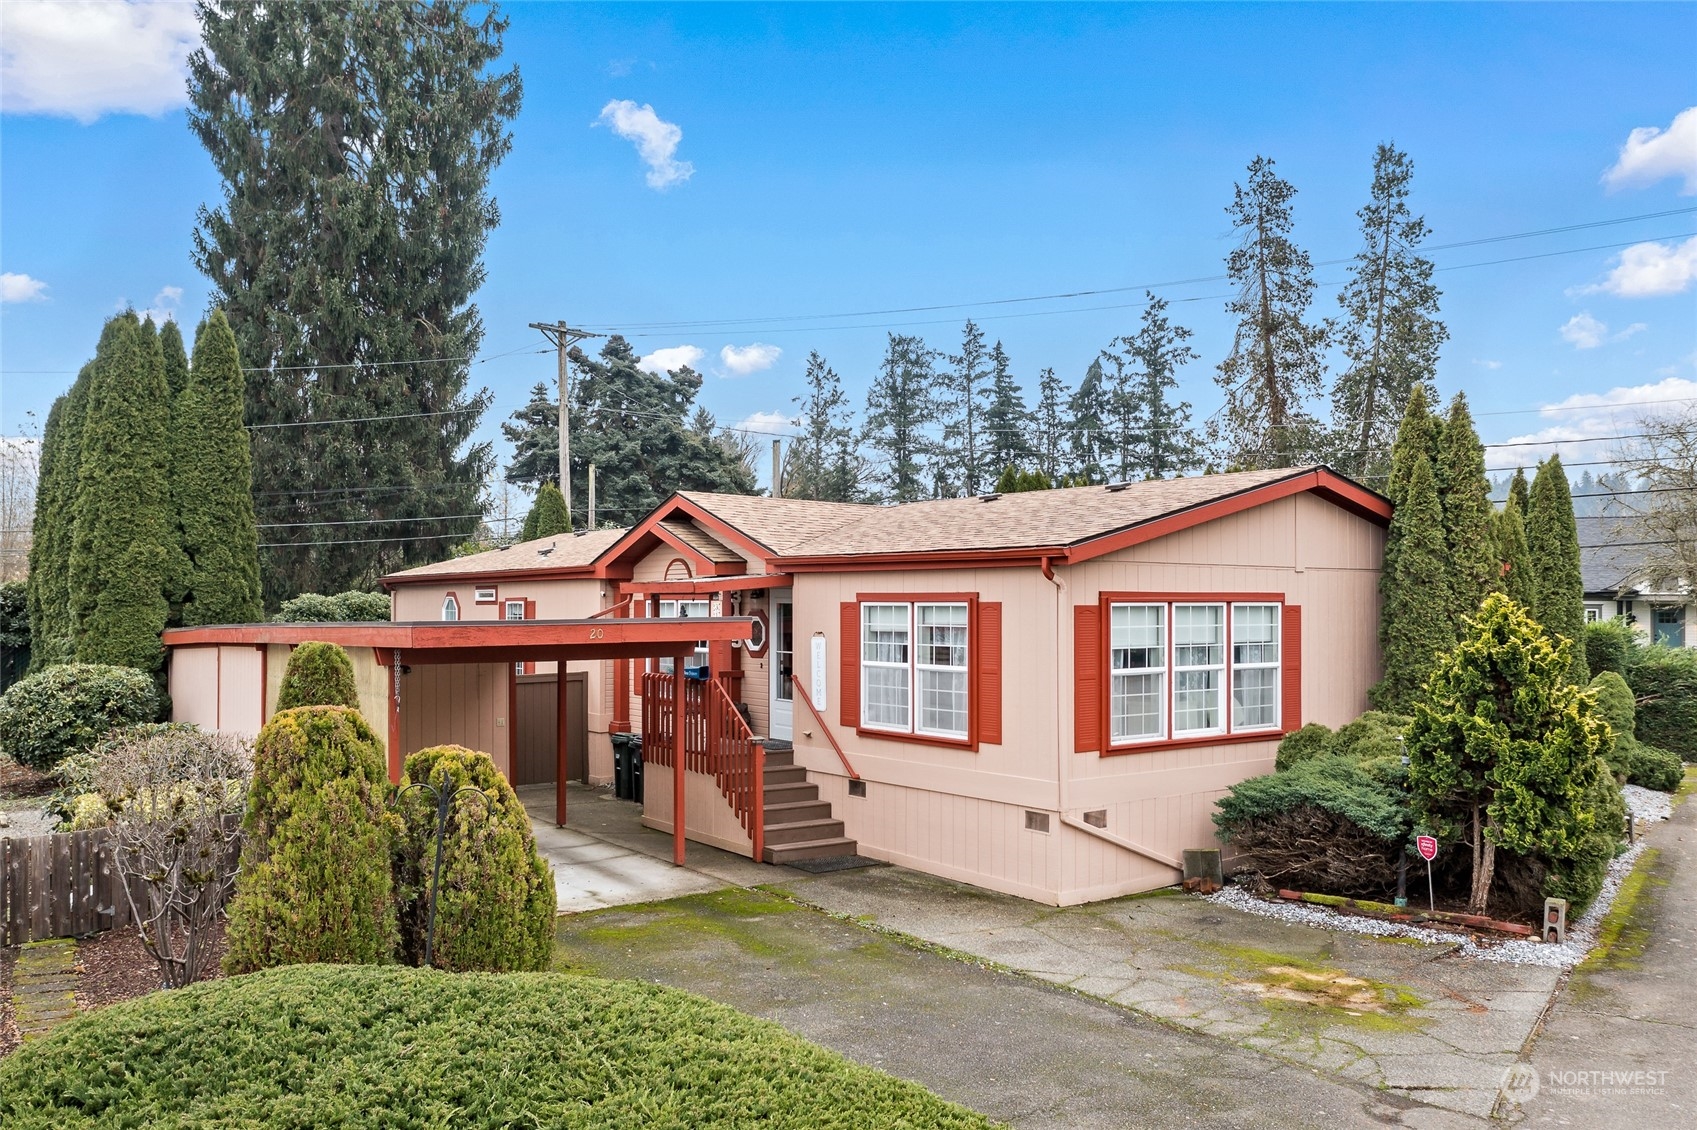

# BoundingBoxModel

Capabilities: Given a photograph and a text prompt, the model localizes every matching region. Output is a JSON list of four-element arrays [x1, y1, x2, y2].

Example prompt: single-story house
[[165, 465, 1390, 906], [1579, 515, 1692, 648]]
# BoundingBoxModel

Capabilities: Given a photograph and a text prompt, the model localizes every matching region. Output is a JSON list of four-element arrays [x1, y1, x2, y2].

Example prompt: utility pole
[[528, 321, 602, 530], [587, 463, 597, 531], [771, 439, 782, 499]]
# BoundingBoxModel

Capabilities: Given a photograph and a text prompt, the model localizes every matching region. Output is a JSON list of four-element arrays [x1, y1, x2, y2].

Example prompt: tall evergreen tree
[[1067, 358, 1111, 484], [784, 351, 862, 502], [1383, 385, 1441, 508], [1371, 450, 1452, 712], [1508, 467, 1530, 516], [1032, 366, 1067, 482], [1329, 144, 1446, 478], [863, 333, 939, 503], [521, 482, 570, 541], [937, 321, 994, 496], [1212, 156, 1328, 469], [1526, 455, 1589, 684], [1495, 498, 1535, 607], [175, 311, 264, 626], [1117, 293, 1203, 479], [189, 1, 521, 605], [1096, 345, 1137, 480], [1435, 393, 1500, 630], [983, 341, 1034, 482], [501, 383, 560, 488], [26, 371, 90, 669], [558, 337, 756, 522], [160, 321, 190, 402], [69, 314, 175, 673]]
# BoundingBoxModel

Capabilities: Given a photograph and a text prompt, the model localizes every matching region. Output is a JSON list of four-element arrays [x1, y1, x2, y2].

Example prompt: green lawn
[[0, 964, 993, 1129]]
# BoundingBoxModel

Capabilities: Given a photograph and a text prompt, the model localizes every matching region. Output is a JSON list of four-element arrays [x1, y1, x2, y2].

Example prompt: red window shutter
[[1073, 604, 1102, 753], [976, 602, 1003, 746], [839, 602, 860, 729], [524, 599, 536, 620], [1282, 605, 1303, 733]]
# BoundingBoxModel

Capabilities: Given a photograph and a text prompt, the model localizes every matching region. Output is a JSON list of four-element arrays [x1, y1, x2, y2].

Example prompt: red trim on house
[[473, 584, 499, 604], [744, 608, 770, 658], [163, 618, 753, 654], [1073, 605, 1102, 753], [386, 564, 598, 589], [1097, 730, 1282, 758], [442, 590, 462, 620], [618, 575, 783, 595]]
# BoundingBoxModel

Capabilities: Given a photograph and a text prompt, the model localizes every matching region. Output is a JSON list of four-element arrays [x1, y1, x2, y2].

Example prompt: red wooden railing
[[641, 672, 765, 860], [791, 674, 859, 780]]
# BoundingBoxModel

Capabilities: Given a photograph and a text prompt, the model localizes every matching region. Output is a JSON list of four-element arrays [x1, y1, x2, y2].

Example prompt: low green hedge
[[0, 663, 159, 769], [0, 965, 991, 1129], [273, 590, 392, 623], [1627, 647, 1697, 761]]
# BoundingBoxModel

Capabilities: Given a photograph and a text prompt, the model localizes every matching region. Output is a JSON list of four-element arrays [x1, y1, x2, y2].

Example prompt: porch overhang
[[618, 574, 787, 596]]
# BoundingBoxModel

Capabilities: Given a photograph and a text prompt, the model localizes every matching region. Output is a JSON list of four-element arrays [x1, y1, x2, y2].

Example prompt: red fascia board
[[162, 617, 753, 652], [383, 563, 598, 590], [594, 495, 769, 580], [619, 575, 786, 595], [781, 548, 1052, 573]]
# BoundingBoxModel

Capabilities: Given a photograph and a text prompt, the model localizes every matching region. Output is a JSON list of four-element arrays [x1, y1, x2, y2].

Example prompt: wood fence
[[0, 821, 241, 947]]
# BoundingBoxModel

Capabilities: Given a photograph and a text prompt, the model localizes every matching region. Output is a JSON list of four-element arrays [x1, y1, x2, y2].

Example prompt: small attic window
[[474, 587, 497, 604]]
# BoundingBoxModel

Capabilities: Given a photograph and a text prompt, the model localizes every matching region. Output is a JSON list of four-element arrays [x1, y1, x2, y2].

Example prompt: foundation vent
[[1024, 810, 1051, 833], [1083, 809, 1107, 828], [848, 779, 867, 798]]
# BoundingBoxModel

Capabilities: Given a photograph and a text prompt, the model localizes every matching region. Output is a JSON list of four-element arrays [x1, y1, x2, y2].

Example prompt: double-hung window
[[657, 599, 711, 673], [861, 601, 969, 740], [1105, 598, 1281, 747]]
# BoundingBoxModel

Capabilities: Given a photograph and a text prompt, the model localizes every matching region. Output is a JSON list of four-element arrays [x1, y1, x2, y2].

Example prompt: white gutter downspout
[[1042, 554, 1185, 877]]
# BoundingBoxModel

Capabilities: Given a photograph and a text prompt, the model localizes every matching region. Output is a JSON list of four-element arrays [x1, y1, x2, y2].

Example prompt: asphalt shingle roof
[[385, 526, 628, 580]]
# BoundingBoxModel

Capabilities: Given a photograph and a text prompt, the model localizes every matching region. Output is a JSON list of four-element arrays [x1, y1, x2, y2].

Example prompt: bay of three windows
[[1111, 602, 1280, 745]]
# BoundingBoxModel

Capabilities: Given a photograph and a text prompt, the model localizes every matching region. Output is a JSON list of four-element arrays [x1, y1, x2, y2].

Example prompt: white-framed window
[[442, 594, 459, 621], [1172, 604, 1225, 736], [1584, 605, 1603, 624], [507, 600, 526, 675], [1230, 603, 1281, 732], [1110, 604, 1165, 742], [1106, 599, 1282, 746], [474, 587, 497, 604], [657, 598, 710, 673], [861, 601, 969, 741]]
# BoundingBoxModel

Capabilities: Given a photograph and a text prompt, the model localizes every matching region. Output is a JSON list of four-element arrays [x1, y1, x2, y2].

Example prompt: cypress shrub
[[1372, 452, 1453, 712], [159, 319, 189, 401], [1627, 647, 1697, 761], [275, 642, 361, 710], [1435, 393, 1500, 631], [1274, 722, 1332, 771], [1494, 498, 1535, 608], [1583, 617, 1637, 680], [0, 664, 159, 770], [1526, 455, 1588, 685], [174, 311, 263, 627], [68, 314, 176, 674], [26, 372, 91, 670], [1586, 671, 1638, 780], [1628, 746, 1685, 794], [1542, 773, 1626, 914], [224, 706, 398, 973], [521, 481, 571, 541], [273, 590, 393, 623], [394, 745, 555, 972]]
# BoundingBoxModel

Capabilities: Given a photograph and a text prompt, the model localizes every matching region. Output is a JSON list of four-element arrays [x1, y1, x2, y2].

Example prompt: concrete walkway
[[1514, 782, 1697, 1126], [556, 887, 1479, 1130]]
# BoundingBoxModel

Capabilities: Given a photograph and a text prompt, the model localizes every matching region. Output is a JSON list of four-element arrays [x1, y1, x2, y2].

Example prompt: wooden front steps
[[759, 744, 857, 864]]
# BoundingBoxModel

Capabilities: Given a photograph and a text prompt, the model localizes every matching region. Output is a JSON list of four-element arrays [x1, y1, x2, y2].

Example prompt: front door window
[[1654, 606, 1686, 648]]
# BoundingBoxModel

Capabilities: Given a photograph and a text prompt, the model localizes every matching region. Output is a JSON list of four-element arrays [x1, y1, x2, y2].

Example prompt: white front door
[[769, 595, 794, 741]]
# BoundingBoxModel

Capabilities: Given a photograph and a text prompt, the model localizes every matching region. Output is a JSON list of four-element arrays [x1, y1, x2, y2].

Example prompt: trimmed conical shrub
[[224, 706, 398, 973], [1526, 455, 1588, 685], [1495, 496, 1535, 607], [26, 372, 91, 670], [68, 314, 176, 674], [394, 744, 555, 972], [1435, 393, 1499, 629], [275, 641, 361, 710], [160, 319, 189, 401], [174, 310, 263, 627], [521, 481, 571, 541]]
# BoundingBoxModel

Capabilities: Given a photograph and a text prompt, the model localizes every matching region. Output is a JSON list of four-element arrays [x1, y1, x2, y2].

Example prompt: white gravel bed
[[1208, 792, 1673, 968]]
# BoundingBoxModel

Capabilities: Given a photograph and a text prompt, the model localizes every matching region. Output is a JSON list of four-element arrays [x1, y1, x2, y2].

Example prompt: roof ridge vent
[[1105, 481, 1133, 492], [979, 492, 1001, 502]]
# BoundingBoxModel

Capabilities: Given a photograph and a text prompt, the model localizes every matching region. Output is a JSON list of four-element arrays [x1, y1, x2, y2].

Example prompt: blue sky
[[3, 1, 1695, 487]]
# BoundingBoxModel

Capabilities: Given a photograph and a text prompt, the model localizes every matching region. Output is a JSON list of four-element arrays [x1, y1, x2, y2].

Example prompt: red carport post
[[673, 653, 688, 866]]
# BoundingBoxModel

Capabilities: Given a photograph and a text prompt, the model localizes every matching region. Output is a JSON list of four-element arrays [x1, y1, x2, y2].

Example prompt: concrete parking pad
[[772, 868, 1560, 1121], [556, 888, 1481, 1129], [522, 787, 728, 913]]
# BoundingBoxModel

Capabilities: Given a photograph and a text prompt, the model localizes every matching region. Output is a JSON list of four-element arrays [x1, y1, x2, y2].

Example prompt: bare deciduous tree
[[1615, 407, 1697, 594], [93, 727, 251, 988], [0, 423, 40, 583]]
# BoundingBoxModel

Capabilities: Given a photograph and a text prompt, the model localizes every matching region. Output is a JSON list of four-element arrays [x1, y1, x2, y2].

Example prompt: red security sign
[[1416, 835, 1438, 862]]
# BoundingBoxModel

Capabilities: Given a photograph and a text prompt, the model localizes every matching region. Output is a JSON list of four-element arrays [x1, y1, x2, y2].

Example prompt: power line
[[255, 512, 483, 529], [260, 531, 469, 549]]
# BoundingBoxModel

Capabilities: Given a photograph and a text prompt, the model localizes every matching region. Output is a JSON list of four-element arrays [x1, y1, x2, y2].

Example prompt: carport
[[162, 616, 754, 865]]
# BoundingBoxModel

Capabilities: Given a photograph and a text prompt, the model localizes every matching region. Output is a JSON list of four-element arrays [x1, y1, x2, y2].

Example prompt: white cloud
[[0, 273, 48, 302], [154, 285, 183, 306], [1583, 236, 1697, 298], [718, 343, 781, 377], [637, 344, 705, 375], [1560, 312, 1609, 349], [1472, 359, 1503, 371], [1487, 377, 1697, 471], [732, 410, 797, 435], [1603, 106, 1697, 195], [135, 283, 184, 324], [595, 99, 694, 190], [0, 1, 200, 124]]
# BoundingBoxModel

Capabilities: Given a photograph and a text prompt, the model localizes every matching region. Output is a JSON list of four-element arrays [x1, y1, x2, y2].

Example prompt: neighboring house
[[377, 464, 1390, 905], [1579, 515, 1692, 648]]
